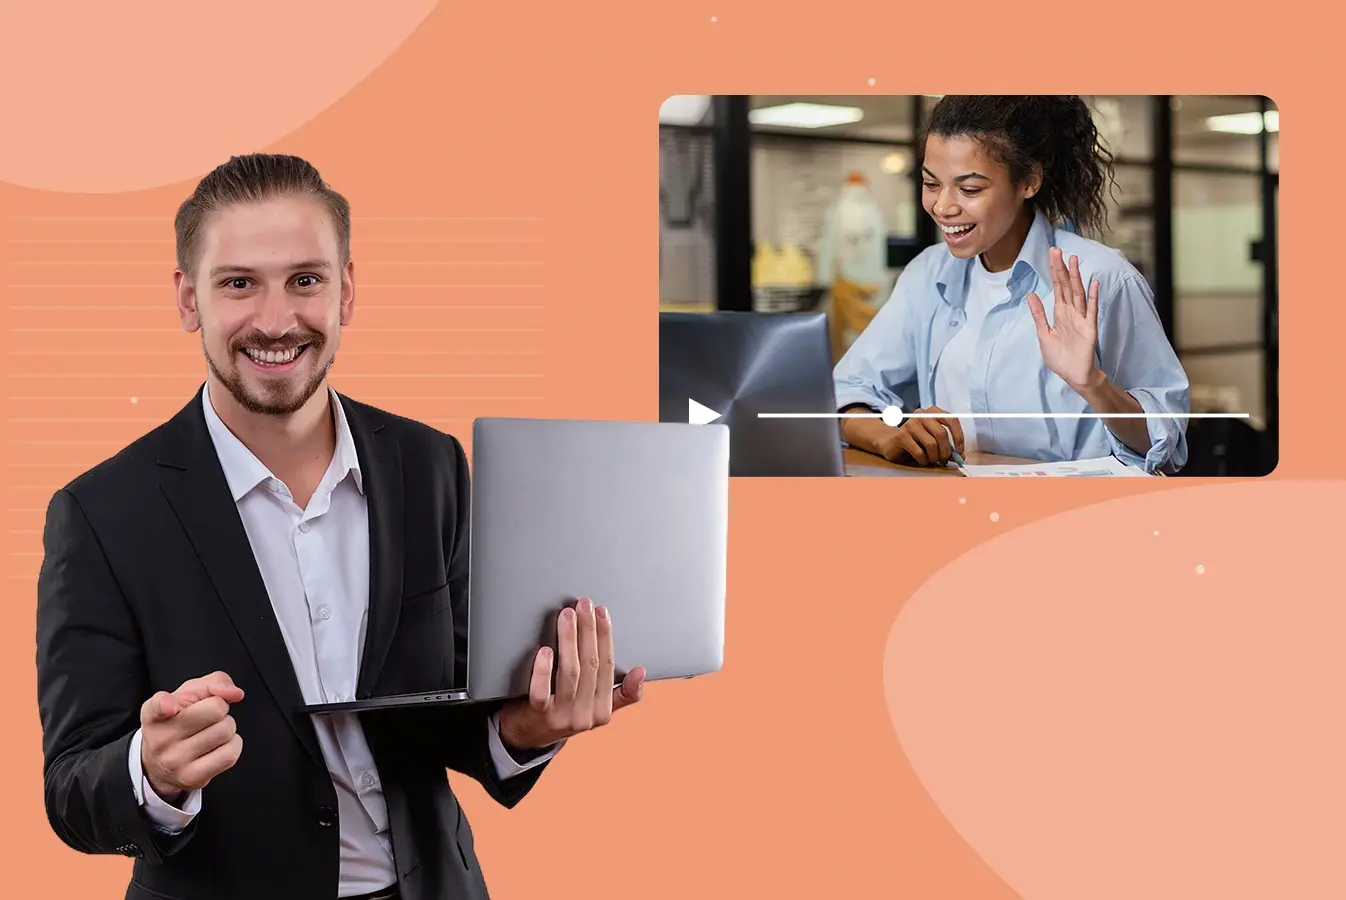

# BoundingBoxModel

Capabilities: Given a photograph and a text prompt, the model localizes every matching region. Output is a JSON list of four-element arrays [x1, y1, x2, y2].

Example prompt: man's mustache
[[232, 333, 324, 353]]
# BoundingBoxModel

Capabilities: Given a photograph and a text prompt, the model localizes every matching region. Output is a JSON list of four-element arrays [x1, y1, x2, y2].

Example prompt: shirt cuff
[[833, 385, 889, 415], [486, 711, 562, 780], [128, 728, 202, 834], [1105, 388, 1188, 474]]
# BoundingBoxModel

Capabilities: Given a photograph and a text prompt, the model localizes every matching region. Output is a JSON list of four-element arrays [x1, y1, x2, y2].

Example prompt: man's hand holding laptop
[[498, 596, 646, 752]]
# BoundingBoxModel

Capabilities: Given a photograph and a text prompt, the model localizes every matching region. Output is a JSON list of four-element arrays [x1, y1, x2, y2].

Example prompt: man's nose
[[253, 286, 298, 338]]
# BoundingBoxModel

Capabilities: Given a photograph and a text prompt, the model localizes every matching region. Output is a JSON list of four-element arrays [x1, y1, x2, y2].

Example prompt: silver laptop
[[659, 311, 846, 477], [301, 416, 729, 714]]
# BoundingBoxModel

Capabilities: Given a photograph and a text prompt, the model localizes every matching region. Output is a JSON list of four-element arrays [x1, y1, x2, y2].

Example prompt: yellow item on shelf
[[752, 240, 780, 288], [776, 243, 813, 287]]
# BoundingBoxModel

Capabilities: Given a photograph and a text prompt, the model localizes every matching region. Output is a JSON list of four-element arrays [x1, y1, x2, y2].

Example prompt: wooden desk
[[844, 447, 1040, 477]]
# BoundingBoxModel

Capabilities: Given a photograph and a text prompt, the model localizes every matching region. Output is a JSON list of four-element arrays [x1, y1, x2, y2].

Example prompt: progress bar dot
[[880, 405, 904, 427]]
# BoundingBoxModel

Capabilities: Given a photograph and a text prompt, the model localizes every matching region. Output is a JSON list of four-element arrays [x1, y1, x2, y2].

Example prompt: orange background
[[2, 2, 1338, 898]]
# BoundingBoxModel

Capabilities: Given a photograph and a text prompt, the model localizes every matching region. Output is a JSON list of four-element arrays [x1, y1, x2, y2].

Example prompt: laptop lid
[[464, 416, 730, 702], [658, 311, 845, 477], [299, 416, 730, 717]]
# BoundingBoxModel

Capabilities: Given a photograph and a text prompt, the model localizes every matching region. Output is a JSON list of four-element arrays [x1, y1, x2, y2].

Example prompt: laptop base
[[299, 689, 475, 715]]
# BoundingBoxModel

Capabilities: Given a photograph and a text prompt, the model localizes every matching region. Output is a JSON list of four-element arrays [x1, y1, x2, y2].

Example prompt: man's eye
[[226, 278, 250, 290], [294, 275, 318, 288]]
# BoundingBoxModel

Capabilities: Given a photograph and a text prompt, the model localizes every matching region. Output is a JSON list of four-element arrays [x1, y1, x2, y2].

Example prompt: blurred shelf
[[659, 300, 715, 313]]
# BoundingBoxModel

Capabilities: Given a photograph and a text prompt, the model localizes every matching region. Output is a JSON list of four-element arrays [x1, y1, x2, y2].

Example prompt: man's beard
[[204, 332, 335, 417]]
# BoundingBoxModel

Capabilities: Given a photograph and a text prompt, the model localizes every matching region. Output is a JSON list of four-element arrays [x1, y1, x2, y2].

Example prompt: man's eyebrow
[[289, 259, 332, 271], [208, 264, 256, 277], [208, 259, 332, 277]]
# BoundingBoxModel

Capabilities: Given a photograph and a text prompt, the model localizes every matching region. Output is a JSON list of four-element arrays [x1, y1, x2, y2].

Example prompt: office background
[[657, 95, 1279, 476]]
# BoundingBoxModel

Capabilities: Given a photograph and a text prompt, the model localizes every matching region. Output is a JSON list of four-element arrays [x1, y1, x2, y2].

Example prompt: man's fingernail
[[597, 606, 608, 621], [562, 608, 574, 623]]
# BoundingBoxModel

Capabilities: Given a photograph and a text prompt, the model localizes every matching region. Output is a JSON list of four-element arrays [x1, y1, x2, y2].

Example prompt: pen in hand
[[944, 424, 965, 467]]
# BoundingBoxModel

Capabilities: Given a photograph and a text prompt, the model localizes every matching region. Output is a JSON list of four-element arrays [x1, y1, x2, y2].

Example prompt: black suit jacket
[[35, 389, 549, 900]]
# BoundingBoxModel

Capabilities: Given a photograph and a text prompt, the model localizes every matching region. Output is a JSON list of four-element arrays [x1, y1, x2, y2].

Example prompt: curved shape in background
[[0, 0, 440, 193], [884, 481, 1346, 900]]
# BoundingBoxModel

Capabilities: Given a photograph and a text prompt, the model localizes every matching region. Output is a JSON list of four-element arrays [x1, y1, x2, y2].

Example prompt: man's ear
[[174, 269, 201, 333], [340, 259, 356, 327]]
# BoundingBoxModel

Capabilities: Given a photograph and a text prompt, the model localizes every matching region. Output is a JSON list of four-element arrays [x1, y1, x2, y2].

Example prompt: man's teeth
[[941, 224, 975, 234], [245, 347, 302, 364]]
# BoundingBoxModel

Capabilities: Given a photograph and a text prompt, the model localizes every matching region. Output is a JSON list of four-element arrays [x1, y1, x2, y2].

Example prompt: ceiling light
[[1205, 110, 1279, 134], [882, 152, 909, 174], [659, 95, 712, 126], [749, 102, 864, 129]]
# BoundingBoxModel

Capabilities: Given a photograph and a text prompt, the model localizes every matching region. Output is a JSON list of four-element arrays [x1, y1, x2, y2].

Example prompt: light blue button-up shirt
[[833, 208, 1190, 473]]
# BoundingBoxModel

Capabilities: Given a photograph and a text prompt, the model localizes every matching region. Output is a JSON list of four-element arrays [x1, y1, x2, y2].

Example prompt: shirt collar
[[1016, 205, 1056, 289], [935, 206, 1054, 307], [201, 382, 364, 502]]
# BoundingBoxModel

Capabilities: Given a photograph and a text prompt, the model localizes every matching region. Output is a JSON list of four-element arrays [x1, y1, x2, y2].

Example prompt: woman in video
[[833, 95, 1190, 473]]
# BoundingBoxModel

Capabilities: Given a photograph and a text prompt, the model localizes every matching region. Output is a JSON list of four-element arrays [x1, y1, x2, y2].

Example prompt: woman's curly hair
[[920, 95, 1118, 236]]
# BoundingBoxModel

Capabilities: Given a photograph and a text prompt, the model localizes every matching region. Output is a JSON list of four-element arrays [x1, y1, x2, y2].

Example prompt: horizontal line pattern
[[9, 284, 545, 289], [9, 261, 546, 266], [10, 305, 544, 312], [6, 350, 543, 356], [9, 216, 544, 223], [4, 214, 548, 576]]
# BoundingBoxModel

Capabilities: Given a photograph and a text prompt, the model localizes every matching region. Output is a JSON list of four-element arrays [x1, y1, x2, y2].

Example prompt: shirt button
[[298, 522, 310, 534], [318, 605, 331, 620], [316, 806, 337, 827]]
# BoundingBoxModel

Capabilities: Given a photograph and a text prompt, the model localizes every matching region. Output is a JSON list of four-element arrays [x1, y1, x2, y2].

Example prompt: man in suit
[[35, 153, 647, 900]]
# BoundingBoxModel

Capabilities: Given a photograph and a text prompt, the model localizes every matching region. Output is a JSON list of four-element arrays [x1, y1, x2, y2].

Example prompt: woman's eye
[[962, 189, 982, 196], [922, 182, 939, 190]]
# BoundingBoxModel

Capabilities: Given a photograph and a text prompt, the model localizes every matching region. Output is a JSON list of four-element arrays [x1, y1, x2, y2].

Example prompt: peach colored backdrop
[[3, 2, 1334, 898]]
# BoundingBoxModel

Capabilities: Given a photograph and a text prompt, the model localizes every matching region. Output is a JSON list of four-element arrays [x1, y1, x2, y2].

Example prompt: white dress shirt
[[931, 254, 1014, 454], [127, 383, 556, 896]]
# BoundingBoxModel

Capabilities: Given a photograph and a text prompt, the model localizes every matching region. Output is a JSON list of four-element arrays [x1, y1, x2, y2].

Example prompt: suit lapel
[[155, 390, 324, 769], [342, 396, 405, 700]]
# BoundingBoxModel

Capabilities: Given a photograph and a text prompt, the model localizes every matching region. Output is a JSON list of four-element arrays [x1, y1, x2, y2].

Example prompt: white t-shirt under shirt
[[932, 254, 1014, 454]]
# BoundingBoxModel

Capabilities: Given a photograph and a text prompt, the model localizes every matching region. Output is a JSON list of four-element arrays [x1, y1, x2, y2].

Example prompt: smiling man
[[177, 161, 349, 424], [35, 154, 645, 900]]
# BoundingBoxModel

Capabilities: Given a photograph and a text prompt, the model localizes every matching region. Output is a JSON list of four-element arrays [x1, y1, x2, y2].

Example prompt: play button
[[688, 398, 722, 425]]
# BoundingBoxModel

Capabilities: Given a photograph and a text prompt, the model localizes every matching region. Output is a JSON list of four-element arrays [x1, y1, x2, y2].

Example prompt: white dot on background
[[880, 405, 904, 427], [710, 15, 717, 22], [1153, 530, 1159, 536], [1195, 564, 1205, 575], [868, 77, 876, 86], [130, 396, 138, 404], [958, 497, 967, 505], [989, 512, 1000, 523]]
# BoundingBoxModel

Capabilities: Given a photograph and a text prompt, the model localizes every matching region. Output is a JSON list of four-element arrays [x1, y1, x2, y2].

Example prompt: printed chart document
[[957, 456, 1153, 478]]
